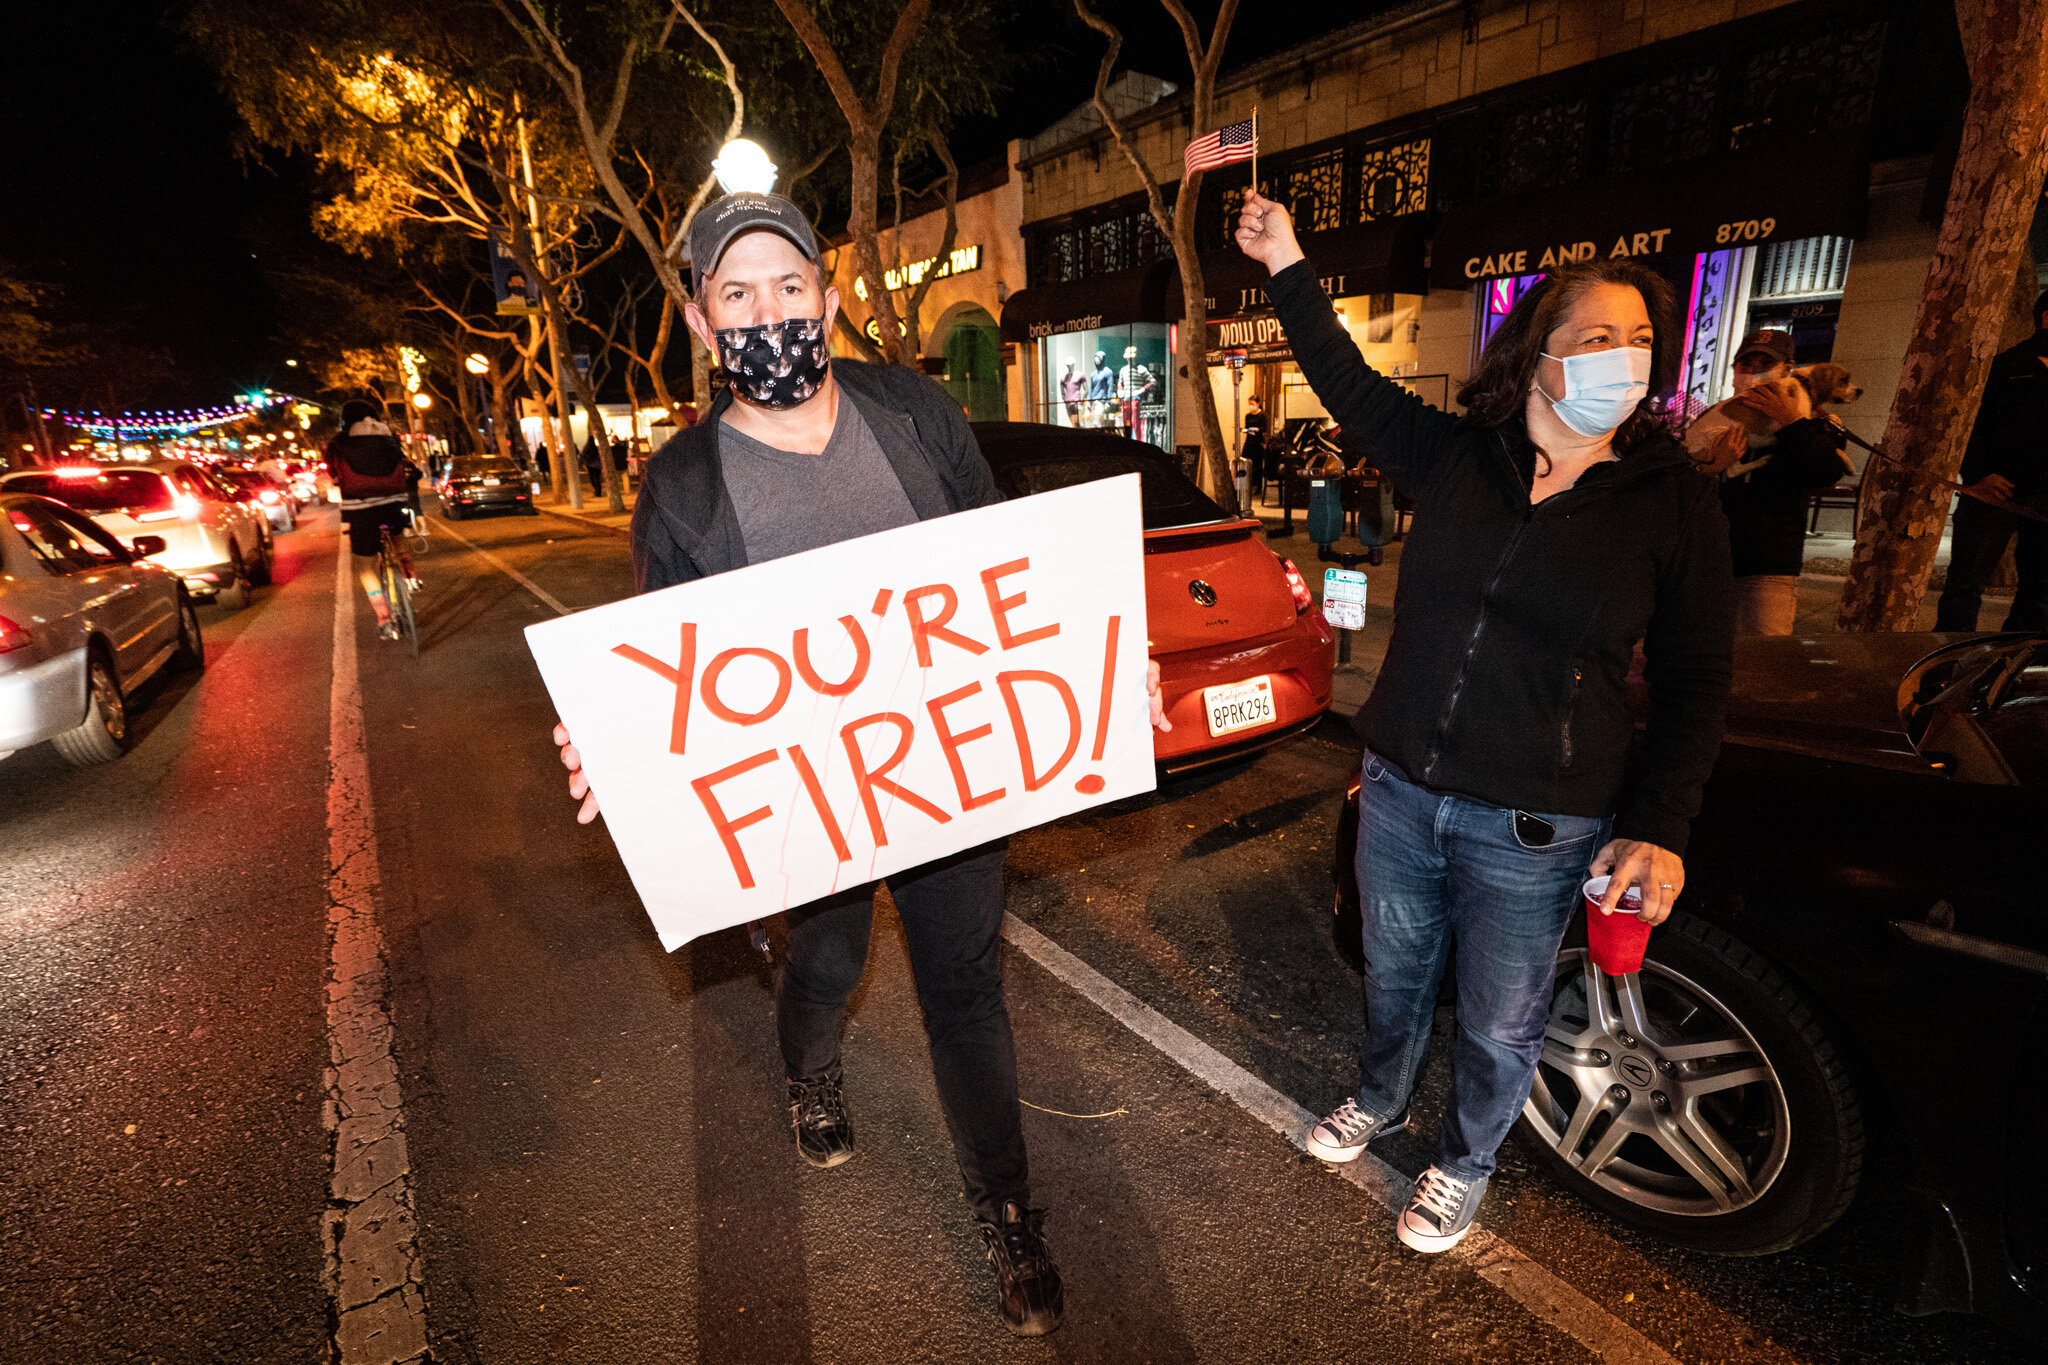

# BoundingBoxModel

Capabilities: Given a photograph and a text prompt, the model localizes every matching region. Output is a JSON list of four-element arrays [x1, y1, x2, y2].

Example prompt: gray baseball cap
[[687, 193, 821, 284]]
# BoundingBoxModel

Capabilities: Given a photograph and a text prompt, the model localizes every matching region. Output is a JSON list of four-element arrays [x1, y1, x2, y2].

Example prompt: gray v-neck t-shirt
[[718, 398, 919, 567]]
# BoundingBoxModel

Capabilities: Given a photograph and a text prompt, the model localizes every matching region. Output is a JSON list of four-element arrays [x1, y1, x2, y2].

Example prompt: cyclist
[[325, 399, 422, 640]]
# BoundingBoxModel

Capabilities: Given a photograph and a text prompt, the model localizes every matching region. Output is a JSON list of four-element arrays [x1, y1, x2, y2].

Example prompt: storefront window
[[1476, 273, 1544, 358], [1035, 323, 1174, 449]]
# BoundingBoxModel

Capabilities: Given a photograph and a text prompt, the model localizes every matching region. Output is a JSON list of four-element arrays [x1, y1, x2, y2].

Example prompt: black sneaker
[[786, 1070, 856, 1169], [978, 1201, 1064, 1336]]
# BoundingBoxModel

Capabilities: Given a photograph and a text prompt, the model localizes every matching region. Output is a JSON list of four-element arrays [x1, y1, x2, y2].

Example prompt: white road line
[[323, 548, 431, 1364], [1002, 913, 1682, 1365], [430, 516, 573, 615]]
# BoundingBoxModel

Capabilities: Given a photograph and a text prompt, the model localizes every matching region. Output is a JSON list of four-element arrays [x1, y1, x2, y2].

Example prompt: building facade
[[825, 149, 1030, 424], [997, 0, 1979, 495]]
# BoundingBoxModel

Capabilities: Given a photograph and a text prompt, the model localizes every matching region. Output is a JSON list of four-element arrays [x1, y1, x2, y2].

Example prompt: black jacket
[[1959, 330, 2048, 497], [1269, 260, 1733, 854], [1716, 417, 1850, 577], [629, 359, 1001, 591]]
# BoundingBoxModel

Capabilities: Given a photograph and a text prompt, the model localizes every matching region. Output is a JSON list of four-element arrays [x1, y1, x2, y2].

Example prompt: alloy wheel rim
[[1521, 949, 1790, 1218], [92, 664, 125, 743]]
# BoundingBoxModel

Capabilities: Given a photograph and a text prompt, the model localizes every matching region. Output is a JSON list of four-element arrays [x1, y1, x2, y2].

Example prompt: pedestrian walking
[[1233, 191, 1733, 1254], [1242, 394, 1269, 493], [549, 191, 1168, 1338], [1684, 330, 1852, 634], [1935, 288, 2048, 632]]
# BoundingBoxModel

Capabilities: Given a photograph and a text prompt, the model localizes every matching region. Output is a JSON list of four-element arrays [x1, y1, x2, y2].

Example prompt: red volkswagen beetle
[[972, 422, 1333, 774]]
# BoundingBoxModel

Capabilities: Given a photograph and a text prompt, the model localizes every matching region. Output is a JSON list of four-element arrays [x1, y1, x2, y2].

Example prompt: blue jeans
[[1351, 753, 1610, 1181]]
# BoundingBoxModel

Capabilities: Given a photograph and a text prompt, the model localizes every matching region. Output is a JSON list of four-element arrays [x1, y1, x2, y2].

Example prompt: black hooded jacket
[[1267, 259, 1734, 854]]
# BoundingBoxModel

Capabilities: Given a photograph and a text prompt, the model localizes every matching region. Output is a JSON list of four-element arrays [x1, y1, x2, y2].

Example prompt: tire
[[51, 651, 129, 765], [1514, 913, 1864, 1255], [172, 589, 205, 672], [249, 530, 274, 586], [444, 503, 464, 521], [218, 548, 250, 610]]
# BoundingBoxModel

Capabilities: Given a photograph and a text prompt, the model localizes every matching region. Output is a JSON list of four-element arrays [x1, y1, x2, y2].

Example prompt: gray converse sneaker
[[1396, 1165, 1486, 1252], [1304, 1098, 1408, 1163]]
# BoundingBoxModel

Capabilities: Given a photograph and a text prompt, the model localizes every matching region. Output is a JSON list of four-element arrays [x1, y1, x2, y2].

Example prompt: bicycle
[[378, 525, 419, 657]]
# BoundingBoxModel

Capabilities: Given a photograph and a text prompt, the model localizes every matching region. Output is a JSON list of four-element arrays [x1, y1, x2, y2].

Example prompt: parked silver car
[[0, 493, 202, 766], [1, 461, 271, 608]]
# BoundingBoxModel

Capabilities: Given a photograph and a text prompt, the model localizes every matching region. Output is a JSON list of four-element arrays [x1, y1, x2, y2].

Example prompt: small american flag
[[1184, 116, 1257, 177]]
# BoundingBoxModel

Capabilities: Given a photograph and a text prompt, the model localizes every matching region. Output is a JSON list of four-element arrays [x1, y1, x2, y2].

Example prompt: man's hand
[[1147, 659, 1172, 732], [1587, 838, 1684, 926], [1968, 472, 2018, 502], [1735, 378, 1811, 430], [1234, 192, 1306, 275], [553, 722, 600, 824]]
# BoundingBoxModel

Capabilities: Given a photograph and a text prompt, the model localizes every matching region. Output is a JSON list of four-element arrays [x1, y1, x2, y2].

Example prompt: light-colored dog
[[1685, 363, 1865, 475]]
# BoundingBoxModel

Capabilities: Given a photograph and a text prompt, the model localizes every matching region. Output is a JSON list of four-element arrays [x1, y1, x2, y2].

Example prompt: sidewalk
[[532, 485, 636, 537]]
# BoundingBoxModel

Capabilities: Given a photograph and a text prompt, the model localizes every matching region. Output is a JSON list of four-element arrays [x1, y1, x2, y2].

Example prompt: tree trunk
[[847, 124, 912, 365], [692, 329, 713, 423], [1836, 0, 2048, 630], [490, 369, 517, 462], [1173, 213, 1237, 512]]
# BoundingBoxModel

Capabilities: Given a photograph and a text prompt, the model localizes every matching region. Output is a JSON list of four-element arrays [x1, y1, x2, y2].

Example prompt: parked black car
[[1333, 631, 2047, 1344], [437, 456, 534, 519]]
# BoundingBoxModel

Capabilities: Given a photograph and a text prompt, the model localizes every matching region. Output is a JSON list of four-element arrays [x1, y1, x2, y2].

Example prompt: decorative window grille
[[1356, 138, 1429, 222], [1750, 236, 1853, 298], [1271, 148, 1346, 233]]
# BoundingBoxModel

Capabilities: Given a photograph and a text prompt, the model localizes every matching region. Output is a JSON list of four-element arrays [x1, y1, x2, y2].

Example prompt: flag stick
[[1251, 106, 1259, 196]]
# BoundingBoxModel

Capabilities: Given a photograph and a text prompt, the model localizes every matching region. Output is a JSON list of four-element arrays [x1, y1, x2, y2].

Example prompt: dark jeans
[[1935, 493, 2048, 632], [1351, 753, 1610, 1182], [777, 839, 1024, 1219]]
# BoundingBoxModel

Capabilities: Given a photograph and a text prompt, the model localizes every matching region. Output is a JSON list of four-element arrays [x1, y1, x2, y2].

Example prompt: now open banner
[[525, 474, 1156, 949]]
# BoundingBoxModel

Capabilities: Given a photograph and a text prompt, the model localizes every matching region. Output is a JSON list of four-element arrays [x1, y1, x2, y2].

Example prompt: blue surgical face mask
[[1537, 346, 1653, 437]]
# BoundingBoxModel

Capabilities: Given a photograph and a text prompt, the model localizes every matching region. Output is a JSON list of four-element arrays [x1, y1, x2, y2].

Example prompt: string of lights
[[38, 389, 319, 438]]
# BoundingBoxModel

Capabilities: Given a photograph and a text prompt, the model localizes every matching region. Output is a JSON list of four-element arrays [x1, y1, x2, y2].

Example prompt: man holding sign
[[549, 192, 1166, 1338]]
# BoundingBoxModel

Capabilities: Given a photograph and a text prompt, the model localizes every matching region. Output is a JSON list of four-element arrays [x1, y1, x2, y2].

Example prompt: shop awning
[[998, 261, 1173, 343], [1431, 132, 1871, 289], [1169, 217, 1431, 319]]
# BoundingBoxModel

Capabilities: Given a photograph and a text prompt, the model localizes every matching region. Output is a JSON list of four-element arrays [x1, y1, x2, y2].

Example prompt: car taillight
[[1280, 558, 1312, 615], [0, 614, 30, 653], [175, 493, 201, 519]]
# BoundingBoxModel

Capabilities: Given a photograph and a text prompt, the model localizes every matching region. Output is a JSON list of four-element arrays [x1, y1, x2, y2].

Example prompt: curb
[[534, 503, 630, 539]]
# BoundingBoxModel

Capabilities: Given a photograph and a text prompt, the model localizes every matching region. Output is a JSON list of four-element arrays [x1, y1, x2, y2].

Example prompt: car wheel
[[52, 651, 129, 765], [1515, 914, 1864, 1255], [218, 548, 251, 610], [250, 530, 274, 586], [172, 589, 205, 672], [445, 503, 464, 521]]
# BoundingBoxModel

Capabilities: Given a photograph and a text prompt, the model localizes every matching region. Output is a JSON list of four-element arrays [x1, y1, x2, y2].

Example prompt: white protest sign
[[525, 474, 1156, 949]]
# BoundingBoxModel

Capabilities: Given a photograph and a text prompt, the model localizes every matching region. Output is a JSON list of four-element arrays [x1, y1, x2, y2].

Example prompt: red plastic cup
[[1582, 874, 1652, 975]]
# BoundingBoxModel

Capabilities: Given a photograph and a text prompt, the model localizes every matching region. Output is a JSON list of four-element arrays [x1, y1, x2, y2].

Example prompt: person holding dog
[[1233, 191, 1732, 1256], [1687, 330, 1853, 635], [1935, 288, 2048, 633]]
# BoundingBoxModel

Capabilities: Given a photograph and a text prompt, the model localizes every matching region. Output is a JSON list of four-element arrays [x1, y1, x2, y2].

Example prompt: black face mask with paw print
[[715, 316, 830, 409]]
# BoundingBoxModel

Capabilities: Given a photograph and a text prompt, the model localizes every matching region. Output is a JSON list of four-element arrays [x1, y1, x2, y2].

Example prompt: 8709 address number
[[1716, 217, 1777, 244]]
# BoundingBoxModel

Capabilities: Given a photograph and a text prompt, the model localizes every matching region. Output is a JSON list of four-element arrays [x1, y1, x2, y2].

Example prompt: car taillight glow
[[0, 614, 30, 653], [1280, 558, 1312, 615], [259, 490, 282, 504], [55, 467, 104, 480], [175, 493, 201, 519]]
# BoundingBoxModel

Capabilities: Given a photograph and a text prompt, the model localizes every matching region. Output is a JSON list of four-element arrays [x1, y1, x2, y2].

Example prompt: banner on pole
[[524, 475, 1156, 948], [490, 227, 541, 316]]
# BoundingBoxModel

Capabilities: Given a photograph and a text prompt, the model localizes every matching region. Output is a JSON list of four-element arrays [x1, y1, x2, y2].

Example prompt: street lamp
[[411, 392, 433, 410], [464, 353, 489, 375], [712, 138, 777, 195]]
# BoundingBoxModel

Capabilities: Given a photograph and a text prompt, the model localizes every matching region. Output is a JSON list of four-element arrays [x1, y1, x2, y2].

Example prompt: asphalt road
[[0, 501, 2033, 1363]]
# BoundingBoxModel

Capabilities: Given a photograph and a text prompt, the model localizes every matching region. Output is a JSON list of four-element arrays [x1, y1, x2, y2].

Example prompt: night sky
[[0, 1, 1381, 412]]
